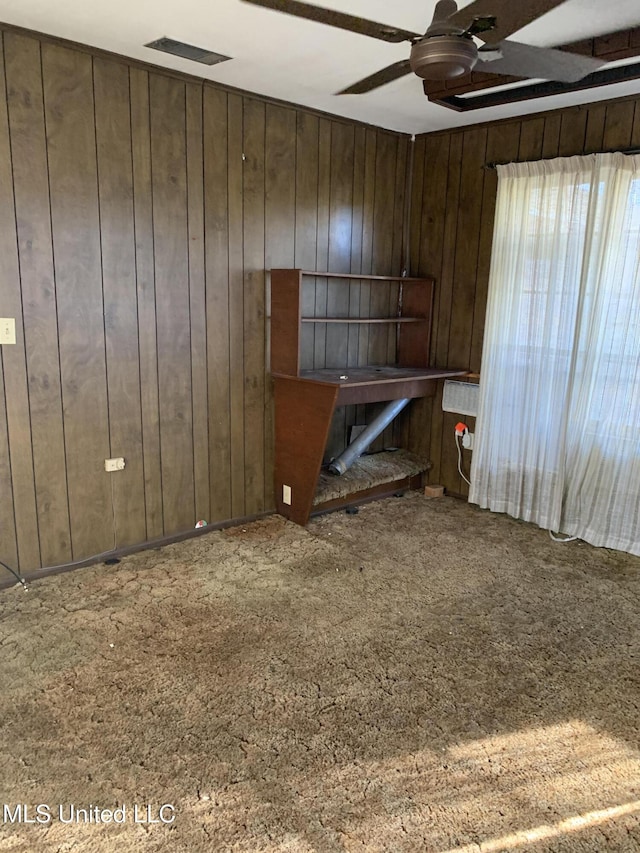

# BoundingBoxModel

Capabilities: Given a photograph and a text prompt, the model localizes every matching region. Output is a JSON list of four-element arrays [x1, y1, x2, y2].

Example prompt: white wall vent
[[442, 380, 479, 417]]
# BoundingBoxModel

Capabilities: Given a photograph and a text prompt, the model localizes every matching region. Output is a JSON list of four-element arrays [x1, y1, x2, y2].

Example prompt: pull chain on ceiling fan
[[240, 0, 606, 95]]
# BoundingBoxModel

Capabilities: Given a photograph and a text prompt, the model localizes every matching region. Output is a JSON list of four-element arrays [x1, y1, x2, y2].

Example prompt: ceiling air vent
[[145, 37, 232, 66]]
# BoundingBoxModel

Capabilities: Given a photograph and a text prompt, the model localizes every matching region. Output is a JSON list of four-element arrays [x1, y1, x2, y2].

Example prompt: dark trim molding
[[486, 145, 640, 169], [427, 61, 640, 112], [0, 511, 273, 591]]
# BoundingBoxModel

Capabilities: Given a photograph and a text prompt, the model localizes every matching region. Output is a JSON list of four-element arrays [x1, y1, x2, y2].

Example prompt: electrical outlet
[[0, 318, 16, 345], [462, 432, 474, 450], [105, 457, 125, 472], [282, 484, 292, 506]]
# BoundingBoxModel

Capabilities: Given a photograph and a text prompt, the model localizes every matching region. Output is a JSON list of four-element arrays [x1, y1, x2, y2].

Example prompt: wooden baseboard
[[0, 510, 273, 590]]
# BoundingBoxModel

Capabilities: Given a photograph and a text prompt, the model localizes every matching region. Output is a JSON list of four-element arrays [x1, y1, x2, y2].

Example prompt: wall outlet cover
[[105, 457, 126, 472]]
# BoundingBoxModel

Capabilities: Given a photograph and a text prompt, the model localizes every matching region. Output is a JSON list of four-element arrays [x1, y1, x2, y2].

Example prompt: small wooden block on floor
[[424, 484, 445, 498]]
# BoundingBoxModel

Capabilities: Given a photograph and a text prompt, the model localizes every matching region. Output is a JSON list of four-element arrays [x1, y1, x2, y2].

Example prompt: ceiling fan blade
[[448, 0, 570, 44], [337, 60, 413, 95], [240, 0, 420, 43], [477, 40, 607, 83]]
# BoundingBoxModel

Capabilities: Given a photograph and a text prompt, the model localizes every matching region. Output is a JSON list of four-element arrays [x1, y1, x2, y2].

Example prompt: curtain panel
[[469, 152, 640, 556]]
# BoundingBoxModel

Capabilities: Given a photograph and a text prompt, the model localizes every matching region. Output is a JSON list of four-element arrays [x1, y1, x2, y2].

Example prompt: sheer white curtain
[[469, 152, 640, 556]]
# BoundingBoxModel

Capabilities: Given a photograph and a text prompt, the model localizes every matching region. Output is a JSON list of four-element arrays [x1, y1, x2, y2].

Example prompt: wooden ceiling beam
[[424, 27, 640, 101]]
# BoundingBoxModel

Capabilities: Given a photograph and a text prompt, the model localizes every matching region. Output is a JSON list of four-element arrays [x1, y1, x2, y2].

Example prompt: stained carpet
[[1, 494, 639, 852]]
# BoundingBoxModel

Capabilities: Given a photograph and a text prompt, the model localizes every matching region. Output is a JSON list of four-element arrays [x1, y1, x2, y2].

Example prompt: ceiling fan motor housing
[[410, 35, 478, 80]]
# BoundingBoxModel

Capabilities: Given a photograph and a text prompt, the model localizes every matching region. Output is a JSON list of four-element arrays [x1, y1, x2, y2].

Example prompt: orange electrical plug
[[455, 422, 468, 436]]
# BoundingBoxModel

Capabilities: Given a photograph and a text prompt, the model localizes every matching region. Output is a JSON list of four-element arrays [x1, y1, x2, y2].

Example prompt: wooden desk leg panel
[[273, 377, 339, 525]]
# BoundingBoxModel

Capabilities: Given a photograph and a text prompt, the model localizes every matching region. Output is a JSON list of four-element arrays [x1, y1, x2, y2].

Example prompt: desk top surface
[[290, 366, 468, 387]]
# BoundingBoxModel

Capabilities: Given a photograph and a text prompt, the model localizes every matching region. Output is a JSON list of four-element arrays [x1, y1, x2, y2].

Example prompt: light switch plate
[[0, 318, 16, 345], [282, 484, 292, 506]]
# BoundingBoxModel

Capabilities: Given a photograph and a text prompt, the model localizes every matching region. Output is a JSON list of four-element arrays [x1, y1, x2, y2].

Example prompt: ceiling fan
[[240, 0, 606, 94]]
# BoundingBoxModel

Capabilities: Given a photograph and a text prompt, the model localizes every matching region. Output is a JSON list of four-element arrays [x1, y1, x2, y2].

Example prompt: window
[[469, 153, 640, 556]]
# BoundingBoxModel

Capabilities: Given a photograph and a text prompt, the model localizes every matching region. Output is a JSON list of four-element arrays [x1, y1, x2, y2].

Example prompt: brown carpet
[[1, 494, 639, 852]]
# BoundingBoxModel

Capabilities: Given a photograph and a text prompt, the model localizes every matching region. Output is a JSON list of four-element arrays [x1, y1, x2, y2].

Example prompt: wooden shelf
[[298, 271, 430, 282], [270, 269, 467, 525], [301, 317, 425, 324], [296, 366, 464, 385]]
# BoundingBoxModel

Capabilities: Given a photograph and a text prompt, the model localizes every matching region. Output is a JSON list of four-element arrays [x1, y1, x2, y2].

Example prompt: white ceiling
[[1, 0, 640, 133]]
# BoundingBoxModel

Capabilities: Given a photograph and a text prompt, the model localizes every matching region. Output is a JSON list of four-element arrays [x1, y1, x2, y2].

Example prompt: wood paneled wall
[[0, 27, 408, 572], [408, 95, 640, 497]]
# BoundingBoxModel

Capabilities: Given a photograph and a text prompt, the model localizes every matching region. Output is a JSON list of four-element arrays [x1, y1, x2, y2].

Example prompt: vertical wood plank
[[411, 133, 449, 461], [186, 81, 210, 524], [94, 56, 146, 548], [409, 136, 426, 277], [448, 127, 487, 371], [347, 126, 366, 369], [326, 120, 354, 367], [0, 358, 18, 569], [603, 101, 636, 150], [372, 131, 397, 277], [325, 121, 355, 457], [264, 103, 296, 503], [388, 138, 407, 366], [631, 100, 640, 148], [227, 93, 245, 520], [469, 121, 521, 374], [314, 119, 331, 370], [368, 132, 396, 366], [203, 84, 231, 521], [243, 97, 266, 516], [518, 117, 545, 162], [392, 137, 409, 276], [4, 32, 70, 566], [295, 111, 319, 371], [149, 72, 195, 534], [438, 128, 487, 493], [468, 168, 496, 375], [355, 128, 378, 432], [0, 33, 20, 570], [346, 127, 366, 444], [558, 108, 587, 157], [429, 131, 463, 490], [1, 36, 41, 571], [584, 104, 607, 153], [130, 66, 163, 538], [42, 43, 112, 559], [419, 133, 449, 366], [367, 131, 398, 451], [542, 113, 562, 158], [433, 132, 463, 371], [357, 128, 377, 382], [389, 136, 409, 448], [403, 134, 432, 457]]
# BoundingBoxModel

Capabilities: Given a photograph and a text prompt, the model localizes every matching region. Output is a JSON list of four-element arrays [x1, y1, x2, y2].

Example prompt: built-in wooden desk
[[271, 269, 467, 524]]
